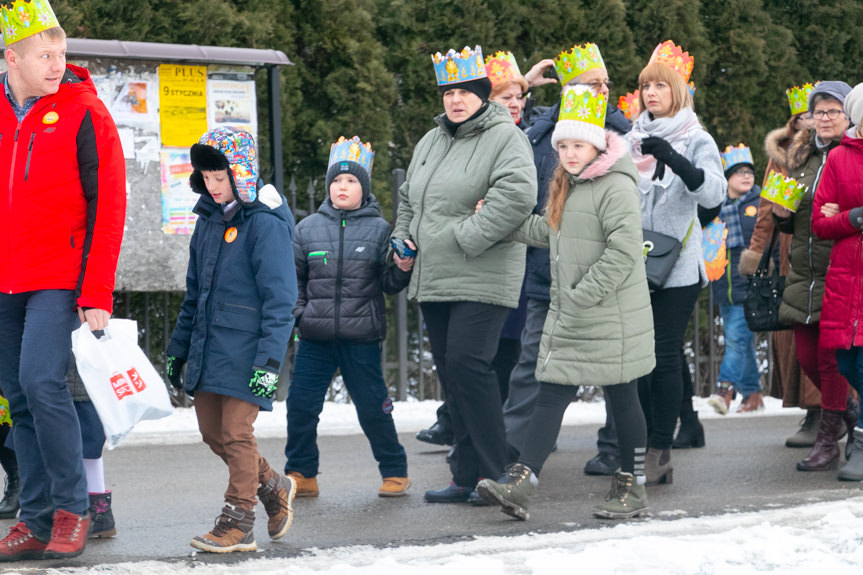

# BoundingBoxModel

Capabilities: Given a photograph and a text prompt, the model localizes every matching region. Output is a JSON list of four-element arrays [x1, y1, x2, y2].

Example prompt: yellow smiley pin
[[42, 111, 59, 125], [745, 205, 758, 217]]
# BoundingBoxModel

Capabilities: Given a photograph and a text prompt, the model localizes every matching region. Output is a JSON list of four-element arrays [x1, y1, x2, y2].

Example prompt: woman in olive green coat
[[477, 86, 654, 521]]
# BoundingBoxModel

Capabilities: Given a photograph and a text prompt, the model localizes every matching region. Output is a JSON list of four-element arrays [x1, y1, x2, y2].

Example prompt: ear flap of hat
[[190, 143, 231, 173]]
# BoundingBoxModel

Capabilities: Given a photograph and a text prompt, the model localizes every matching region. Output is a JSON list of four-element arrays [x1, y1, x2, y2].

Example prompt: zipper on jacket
[[23, 132, 34, 181], [221, 302, 258, 313], [334, 213, 346, 337], [309, 250, 328, 265], [7, 126, 19, 206], [805, 152, 829, 324], [542, 228, 563, 373]]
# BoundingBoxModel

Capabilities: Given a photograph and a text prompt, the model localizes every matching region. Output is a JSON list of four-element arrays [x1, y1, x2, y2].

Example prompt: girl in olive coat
[[477, 86, 654, 521]]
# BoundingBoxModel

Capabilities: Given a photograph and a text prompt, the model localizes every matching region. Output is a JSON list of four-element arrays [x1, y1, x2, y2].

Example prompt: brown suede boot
[[796, 409, 843, 471], [644, 448, 673, 485]]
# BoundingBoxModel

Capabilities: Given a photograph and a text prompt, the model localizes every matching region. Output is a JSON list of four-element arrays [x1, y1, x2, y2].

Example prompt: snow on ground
[[18, 496, 863, 575], [124, 394, 795, 448]]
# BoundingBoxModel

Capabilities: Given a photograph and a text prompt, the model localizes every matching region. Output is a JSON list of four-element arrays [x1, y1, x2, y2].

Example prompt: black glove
[[166, 355, 185, 390], [641, 136, 705, 191], [249, 367, 279, 399], [850, 207, 863, 229]]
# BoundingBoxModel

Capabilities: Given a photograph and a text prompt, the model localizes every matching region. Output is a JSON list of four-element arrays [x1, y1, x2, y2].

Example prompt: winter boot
[[838, 428, 863, 481], [415, 420, 454, 446], [593, 471, 648, 519], [707, 383, 734, 415], [0, 471, 19, 520], [644, 448, 673, 486], [796, 408, 843, 471], [584, 451, 621, 475], [87, 492, 116, 538], [475, 463, 536, 521], [43, 509, 90, 559], [257, 472, 296, 540], [842, 397, 860, 460], [378, 477, 411, 497], [190, 504, 256, 553], [786, 408, 820, 447], [286, 471, 319, 497], [672, 411, 705, 449], [0, 522, 48, 562]]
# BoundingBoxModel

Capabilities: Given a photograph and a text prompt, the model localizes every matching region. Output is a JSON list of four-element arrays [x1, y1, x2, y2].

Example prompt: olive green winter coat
[[512, 132, 655, 386], [393, 102, 537, 308]]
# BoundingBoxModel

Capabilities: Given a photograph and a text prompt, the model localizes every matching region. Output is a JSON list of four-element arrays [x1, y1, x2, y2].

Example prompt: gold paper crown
[[786, 83, 817, 116], [553, 43, 605, 86], [720, 143, 754, 172], [761, 170, 807, 212], [0, 0, 59, 46], [432, 46, 488, 86], [328, 136, 374, 174], [559, 85, 607, 128], [648, 40, 694, 83], [618, 90, 640, 120], [484, 51, 522, 88]]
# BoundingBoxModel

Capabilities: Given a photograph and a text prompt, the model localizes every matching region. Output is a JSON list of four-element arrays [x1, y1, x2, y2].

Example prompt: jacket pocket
[[213, 302, 261, 334]]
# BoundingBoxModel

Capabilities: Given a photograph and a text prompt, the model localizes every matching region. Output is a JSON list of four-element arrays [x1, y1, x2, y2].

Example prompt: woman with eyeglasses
[[626, 42, 725, 486], [771, 81, 858, 474]]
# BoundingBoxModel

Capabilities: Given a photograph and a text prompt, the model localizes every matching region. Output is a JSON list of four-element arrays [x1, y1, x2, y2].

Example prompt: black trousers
[[638, 283, 701, 450], [421, 301, 511, 487]]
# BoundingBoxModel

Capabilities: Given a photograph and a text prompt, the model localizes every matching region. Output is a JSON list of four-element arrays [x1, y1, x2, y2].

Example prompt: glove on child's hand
[[166, 355, 185, 389], [249, 367, 279, 399]]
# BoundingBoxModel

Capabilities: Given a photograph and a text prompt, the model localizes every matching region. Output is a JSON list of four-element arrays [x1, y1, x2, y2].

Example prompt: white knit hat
[[844, 83, 863, 128], [551, 85, 608, 151], [551, 119, 606, 151]]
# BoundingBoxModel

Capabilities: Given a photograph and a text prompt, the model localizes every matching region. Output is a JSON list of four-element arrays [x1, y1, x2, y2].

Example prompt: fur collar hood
[[764, 119, 800, 171], [577, 131, 630, 181]]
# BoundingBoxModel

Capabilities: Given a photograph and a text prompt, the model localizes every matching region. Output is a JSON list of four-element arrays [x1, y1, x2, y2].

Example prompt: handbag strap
[[756, 227, 780, 276], [681, 219, 696, 248]]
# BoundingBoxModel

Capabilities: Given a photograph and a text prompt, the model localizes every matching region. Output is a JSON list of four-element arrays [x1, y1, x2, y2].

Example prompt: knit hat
[[190, 127, 259, 204], [844, 83, 863, 127], [808, 81, 852, 111], [325, 136, 374, 205], [551, 85, 607, 151]]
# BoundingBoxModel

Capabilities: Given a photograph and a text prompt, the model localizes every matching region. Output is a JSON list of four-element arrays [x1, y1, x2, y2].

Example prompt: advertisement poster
[[207, 79, 257, 137], [158, 64, 207, 147], [110, 80, 159, 128], [160, 148, 198, 235]]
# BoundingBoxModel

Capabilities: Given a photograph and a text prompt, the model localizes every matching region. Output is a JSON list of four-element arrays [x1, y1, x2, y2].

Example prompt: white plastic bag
[[71, 319, 173, 449]]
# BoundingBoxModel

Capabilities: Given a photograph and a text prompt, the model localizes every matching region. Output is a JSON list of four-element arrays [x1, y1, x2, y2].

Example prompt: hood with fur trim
[[577, 130, 630, 181], [764, 118, 800, 172]]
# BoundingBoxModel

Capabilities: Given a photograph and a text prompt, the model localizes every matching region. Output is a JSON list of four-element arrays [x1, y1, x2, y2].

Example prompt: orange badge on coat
[[224, 227, 238, 243], [42, 111, 59, 125], [745, 205, 758, 217]]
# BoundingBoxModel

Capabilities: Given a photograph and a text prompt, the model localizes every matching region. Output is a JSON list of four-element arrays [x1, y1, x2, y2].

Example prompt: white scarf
[[629, 107, 703, 194]]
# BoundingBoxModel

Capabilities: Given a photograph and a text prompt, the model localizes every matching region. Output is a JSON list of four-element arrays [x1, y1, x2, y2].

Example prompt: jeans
[[836, 347, 863, 428], [718, 303, 761, 397], [285, 339, 407, 478], [0, 290, 87, 540]]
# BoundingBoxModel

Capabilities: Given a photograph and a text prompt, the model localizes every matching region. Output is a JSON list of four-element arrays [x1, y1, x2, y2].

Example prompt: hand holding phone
[[392, 238, 417, 259]]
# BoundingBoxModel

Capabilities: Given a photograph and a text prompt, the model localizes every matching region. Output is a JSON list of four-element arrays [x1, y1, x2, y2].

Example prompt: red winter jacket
[[812, 131, 863, 349], [0, 64, 126, 312]]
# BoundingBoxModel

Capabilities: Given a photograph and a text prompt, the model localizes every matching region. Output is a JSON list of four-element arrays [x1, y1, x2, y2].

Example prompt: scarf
[[720, 186, 759, 249], [629, 107, 703, 194]]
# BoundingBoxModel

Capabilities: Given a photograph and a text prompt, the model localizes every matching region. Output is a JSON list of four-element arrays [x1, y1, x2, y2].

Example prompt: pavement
[[5, 411, 862, 570]]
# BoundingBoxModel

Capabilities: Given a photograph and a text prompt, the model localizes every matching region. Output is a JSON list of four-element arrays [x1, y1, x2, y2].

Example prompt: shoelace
[[260, 481, 287, 517], [52, 514, 83, 541], [210, 513, 238, 538], [607, 475, 632, 502], [3, 524, 31, 547]]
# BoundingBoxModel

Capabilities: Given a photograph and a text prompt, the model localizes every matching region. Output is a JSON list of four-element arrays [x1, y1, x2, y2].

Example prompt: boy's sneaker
[[258, 473, 296, 540], [475, 463, 536, 521], [44, 509, 90, 559], [286, 471, 319, 497], [88, 492, 116, 538], [0, 522, 48, 562], [737, 392, 765, 413], [378, 477, 411, 497], [190, 504, 256, 553], [593, 471, 648, 519], [708, 383, 735, 415]]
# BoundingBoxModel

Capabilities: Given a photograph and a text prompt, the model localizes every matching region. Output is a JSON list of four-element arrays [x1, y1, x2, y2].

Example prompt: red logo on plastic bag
[[127, 368, 147, 392], [110, 372, 134, 400]]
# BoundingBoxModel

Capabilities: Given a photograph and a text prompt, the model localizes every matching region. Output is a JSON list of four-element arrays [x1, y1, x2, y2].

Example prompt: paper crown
[[786, 83, 816, 115], [559, 85, 607, 128], [328, 136, 374, 175], [649, 40, 694, 83], [484, 51, 523, 88], [761, 170, 807, 212], [432, 46, 488, 87], [618, 90, 641, 120], [720, 144, 754, 172], [553, 43, 605, 86], [1, 0, 59, 46]]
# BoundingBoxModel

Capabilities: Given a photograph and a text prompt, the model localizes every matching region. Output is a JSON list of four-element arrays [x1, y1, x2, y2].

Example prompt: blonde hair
[[7, 26, 66, 56], [544, 163, 570, 231], [637, 62, 692, 117], [490, 76, 529, 100]]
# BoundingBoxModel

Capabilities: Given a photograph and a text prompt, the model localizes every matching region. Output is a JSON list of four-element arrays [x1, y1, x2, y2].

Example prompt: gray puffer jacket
[[293, 194, 410, 342]]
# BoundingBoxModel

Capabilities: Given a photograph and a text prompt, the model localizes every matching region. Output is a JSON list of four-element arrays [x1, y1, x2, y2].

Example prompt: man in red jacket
[[0, 0, 126, 561]]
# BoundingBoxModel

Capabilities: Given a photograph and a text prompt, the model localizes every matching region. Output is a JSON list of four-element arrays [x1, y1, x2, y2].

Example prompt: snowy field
[[8, 396, 862, 574]]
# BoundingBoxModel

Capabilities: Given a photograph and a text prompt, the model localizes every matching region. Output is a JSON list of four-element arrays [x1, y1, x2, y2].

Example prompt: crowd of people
[[2, 0, 863, 563]]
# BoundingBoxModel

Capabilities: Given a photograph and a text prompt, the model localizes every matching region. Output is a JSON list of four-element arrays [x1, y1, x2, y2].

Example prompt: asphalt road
[[6, 411, 862, 570]]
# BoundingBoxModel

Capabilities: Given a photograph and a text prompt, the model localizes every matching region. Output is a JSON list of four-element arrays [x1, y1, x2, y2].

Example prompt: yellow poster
[[158, 64, 208, 147]]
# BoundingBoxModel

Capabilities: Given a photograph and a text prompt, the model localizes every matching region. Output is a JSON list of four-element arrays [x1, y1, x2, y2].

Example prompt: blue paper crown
[[328, 136, 374, 175], [720, 144, 753, 172], [432, 45, 488, 87]]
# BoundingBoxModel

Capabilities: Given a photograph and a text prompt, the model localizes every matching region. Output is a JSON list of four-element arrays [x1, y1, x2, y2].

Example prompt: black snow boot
[[88, 492, 116, 538], [672, 410, 705, 449], [0, 470, 19, 519]]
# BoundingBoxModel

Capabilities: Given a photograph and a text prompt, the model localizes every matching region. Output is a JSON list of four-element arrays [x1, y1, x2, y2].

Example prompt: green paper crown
[[761, 170, 807, 212], [553, 43, 605, 86], [559, 85, 607, 128], [1, 0, 59, 46], [786, 83, 816, 116]]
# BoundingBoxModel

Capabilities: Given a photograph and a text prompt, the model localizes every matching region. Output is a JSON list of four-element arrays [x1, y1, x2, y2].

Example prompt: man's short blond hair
[[6, 26, 66, 56]]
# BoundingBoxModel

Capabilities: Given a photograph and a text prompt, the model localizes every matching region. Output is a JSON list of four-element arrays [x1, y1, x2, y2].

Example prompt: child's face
[[202, 169, 233, 204], [557, 139, 600, 176], [329, 174, 363, 210]]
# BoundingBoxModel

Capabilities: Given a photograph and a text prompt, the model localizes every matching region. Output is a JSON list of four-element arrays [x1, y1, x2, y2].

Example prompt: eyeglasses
[[569, 80, 614, 92], [810, 109, 845, 120], [735, 168, 755, 177]]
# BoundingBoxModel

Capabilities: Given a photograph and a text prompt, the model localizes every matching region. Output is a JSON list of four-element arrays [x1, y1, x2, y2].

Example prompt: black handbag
[[642, 220, 694, 291], [743, 228, 790, 331]]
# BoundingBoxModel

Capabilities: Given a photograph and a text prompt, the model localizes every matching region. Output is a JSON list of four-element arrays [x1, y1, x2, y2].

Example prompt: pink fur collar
[[578, 131, 628, 180]]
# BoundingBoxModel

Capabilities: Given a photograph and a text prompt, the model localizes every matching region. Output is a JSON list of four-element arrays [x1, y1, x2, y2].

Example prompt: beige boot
[[644, 448, 673, 486]]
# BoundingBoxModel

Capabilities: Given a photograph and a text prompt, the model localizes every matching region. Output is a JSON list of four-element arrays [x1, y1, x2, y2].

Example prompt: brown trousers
[[194, 392, 274, 510]]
